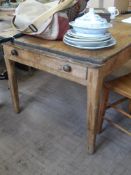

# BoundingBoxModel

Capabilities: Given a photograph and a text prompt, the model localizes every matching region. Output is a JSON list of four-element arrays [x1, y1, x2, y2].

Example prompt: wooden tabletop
[[0, 16, 131, 65]]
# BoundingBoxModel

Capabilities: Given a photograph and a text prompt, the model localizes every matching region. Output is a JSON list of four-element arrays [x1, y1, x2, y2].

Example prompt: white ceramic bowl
[[69, 22, 112, 35], [69, 8, 112, 35]]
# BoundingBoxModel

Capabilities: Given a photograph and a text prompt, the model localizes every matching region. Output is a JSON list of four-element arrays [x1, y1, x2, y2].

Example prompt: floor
[[0, 61, 131, 175]]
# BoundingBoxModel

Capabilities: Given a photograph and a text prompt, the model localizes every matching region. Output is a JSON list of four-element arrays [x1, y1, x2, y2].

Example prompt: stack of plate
[[63, 29, 116, 50], [63, 8, 116, 50]]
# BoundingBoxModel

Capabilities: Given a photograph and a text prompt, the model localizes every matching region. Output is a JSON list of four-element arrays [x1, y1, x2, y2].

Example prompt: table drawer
[[4, 45, 87, 85]]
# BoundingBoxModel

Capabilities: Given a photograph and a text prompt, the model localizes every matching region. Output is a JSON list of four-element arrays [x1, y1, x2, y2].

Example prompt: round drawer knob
[[11, 49, 18, 56], [63, 65, 72, 72]]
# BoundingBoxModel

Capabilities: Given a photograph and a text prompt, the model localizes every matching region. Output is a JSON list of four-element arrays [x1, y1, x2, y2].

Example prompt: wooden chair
[[98, 73, 131, 136]]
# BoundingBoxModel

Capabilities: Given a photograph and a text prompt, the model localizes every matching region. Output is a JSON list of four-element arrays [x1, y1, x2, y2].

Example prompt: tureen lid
[[70, 8, 111, 29]]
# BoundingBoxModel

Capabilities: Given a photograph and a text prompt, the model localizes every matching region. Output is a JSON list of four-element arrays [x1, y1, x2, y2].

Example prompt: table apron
[[3, 45, 88, 86]]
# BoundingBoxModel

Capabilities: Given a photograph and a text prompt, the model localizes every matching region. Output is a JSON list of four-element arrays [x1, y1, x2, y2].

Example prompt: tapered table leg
[[87, 68, 104, 154], [5, 58, 20, 113], [97, 86, 110, 133]]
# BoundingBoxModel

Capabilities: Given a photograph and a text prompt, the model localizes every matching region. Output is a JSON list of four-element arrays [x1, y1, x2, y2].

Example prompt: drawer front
[[4, 45, 87, 85]]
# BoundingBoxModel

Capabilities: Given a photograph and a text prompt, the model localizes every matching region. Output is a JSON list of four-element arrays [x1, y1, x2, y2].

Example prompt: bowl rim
[[69, 22, 112, 29]]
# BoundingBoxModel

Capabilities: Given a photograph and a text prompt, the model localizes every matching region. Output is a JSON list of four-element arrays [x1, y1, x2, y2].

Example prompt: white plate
[[63, 37, 116, 50], [67, 29, 111, 40], [64, 33, 111, 42], [64, 36, 113, 47]]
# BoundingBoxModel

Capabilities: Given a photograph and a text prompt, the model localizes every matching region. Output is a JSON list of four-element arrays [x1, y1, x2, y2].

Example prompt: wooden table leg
[[87, 68, 104, 154], [5, 58, 20, 113], [97, 86, 110, 133]]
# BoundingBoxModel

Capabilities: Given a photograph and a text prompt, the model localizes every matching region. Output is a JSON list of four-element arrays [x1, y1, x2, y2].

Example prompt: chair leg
[[129, 99, 131, 114], [97, 86, 110, 133]]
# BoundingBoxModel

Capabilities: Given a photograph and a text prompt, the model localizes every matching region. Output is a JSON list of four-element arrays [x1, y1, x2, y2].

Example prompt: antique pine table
[[0, 16, 131, 154]]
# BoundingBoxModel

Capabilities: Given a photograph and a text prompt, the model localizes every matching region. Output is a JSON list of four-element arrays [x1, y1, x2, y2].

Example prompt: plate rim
[[63, 37, 116, 50], [64, 33, 112, 43], [64, 37, 113, 47], [67, 29, 111, 39]]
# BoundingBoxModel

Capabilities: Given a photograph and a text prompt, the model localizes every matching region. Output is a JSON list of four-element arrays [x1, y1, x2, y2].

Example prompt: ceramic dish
[[69, 8, 112, 35], [67, 29, 111, 40], [63, 36, 113, 47], [72, 8, 110, 29], [65, 31, 111, 42], [64, 36, 113, 47], [69, 21, 112, 30], [63, 37, 116, 50], [69, 23, 112, 35]]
